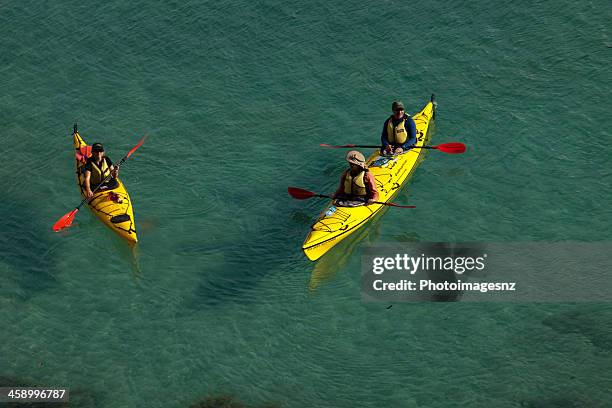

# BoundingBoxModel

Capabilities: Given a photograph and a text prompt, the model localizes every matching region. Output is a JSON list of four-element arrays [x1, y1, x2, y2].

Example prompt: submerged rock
[[189, 394, 281, 408]]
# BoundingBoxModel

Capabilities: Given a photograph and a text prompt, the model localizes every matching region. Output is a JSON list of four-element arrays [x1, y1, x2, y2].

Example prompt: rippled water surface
[[1, 0, 611, 406]]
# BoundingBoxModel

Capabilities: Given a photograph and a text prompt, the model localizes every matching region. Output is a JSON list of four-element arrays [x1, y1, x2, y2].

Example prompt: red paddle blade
[[52, 209, 79, 231], [288, 187, 317, 199], [126, 134, 148, 158], [436, 142, 466, 154]]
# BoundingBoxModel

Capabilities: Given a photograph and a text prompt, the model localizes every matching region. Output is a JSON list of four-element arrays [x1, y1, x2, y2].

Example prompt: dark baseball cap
[[91, 143, 104, 152]]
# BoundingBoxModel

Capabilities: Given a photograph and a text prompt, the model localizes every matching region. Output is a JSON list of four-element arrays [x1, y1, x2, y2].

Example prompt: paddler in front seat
[[381, 100, 417, 155], [333, 150, 379, 207], [83, 143, 119, 199]]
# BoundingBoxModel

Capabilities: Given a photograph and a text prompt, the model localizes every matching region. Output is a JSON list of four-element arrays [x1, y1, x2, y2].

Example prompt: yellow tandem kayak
[[302, 95, 436, 261], [72, 126, 138, 243]]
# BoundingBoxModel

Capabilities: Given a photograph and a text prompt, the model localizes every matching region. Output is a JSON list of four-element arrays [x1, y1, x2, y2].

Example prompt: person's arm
[[400, 116, 417, 151], [84, 170, 93, 198], [365, 171, 379, 202], [381, 119, 391, 154], [333, 171, 348, 198]]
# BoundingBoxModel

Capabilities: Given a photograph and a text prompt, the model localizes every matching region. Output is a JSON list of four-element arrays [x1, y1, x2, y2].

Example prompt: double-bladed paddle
[[320, 142, 466, 154]]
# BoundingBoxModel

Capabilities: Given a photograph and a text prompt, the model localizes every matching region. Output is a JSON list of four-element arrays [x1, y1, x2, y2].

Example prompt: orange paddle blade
[[52, 209, 79, 232], [126, 134, 148, 159]]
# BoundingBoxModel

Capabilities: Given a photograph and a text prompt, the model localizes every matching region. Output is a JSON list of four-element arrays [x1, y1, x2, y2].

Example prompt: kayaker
[[381, 101, 417, 155], [83, 143, 119, 198], [333, 150, 379, 206]]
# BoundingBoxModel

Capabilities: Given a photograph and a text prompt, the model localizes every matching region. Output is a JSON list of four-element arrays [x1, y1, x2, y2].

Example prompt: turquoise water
[[1, 0, 612, 406]]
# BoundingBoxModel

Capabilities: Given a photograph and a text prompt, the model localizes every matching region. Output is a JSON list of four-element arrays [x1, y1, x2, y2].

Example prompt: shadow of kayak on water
[[0, 195, 61, 303], [307, 206, 389, 293], [172, 189, 325, 308], [177, 223, 302, 308]]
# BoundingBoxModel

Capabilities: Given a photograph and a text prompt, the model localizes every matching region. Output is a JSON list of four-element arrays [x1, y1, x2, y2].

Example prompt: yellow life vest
[[386, 116, 409, 145], [89, 157, 111, 186], [343, 170, 367, 197]]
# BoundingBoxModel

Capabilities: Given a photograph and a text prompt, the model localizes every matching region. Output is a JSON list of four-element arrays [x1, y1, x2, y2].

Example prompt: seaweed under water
[[189, 394, 281, 408]]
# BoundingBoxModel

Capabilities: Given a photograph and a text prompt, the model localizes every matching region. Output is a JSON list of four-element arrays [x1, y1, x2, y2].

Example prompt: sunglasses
[[394, 108, 404, 112]]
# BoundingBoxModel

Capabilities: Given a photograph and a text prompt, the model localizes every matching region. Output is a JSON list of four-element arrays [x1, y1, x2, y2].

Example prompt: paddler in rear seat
[[83, 143, 119, 198], [381, 100, 417, 155], [333, 150, 379, 206]]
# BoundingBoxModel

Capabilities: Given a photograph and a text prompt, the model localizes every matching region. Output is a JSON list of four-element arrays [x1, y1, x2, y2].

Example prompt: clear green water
[[1, 0, 612, 406]]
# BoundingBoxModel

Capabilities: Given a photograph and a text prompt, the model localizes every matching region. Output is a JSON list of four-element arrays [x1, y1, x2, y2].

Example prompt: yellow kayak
[[72, 126, 138, 243], [302, 95, 436, 261]]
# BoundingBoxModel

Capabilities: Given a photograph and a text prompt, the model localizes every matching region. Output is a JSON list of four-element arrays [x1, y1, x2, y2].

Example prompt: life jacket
[[75, 145, 92, 163], [386, 115, 410, 145], [88, 157, 112, 186], [343, 170, 367, 197]]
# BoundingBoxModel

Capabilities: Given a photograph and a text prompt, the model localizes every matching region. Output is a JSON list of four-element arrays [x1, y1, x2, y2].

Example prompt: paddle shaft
[[315, 193, 413, 208], [333, 144, 439, 149]]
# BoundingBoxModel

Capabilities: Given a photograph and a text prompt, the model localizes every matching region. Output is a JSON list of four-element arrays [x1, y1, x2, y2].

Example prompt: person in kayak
[[381, 101, 417, 155], [83, 143, 119, 198], [333, 150, 379, 206]]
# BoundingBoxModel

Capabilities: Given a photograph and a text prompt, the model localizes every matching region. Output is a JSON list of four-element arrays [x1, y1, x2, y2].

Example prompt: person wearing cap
[[83, 143, 119, 198], [333, 150, 379, 206], [381, 101, 417, 155]]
